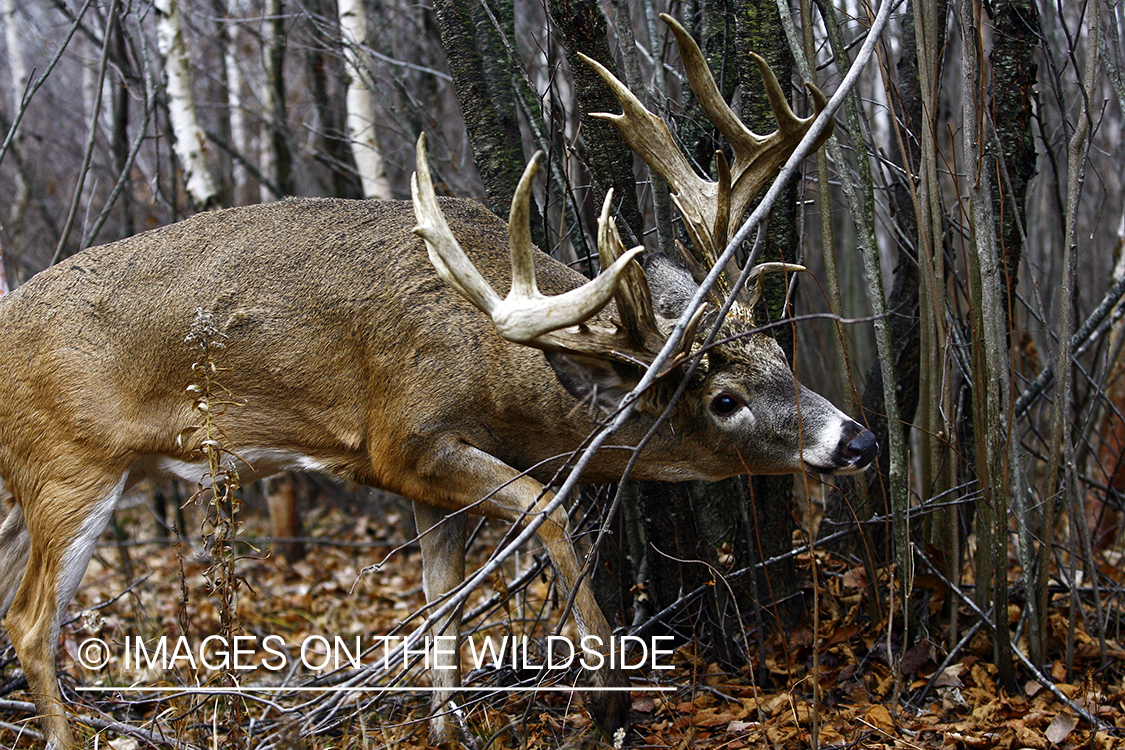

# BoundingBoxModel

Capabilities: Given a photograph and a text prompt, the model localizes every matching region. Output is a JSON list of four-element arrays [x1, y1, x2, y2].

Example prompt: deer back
[[0, 198, 610, 497]]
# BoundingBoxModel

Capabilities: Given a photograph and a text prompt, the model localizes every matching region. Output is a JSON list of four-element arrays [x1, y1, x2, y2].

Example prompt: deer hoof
[[429, 701, 480, 750], [588, 688, 631, 745]]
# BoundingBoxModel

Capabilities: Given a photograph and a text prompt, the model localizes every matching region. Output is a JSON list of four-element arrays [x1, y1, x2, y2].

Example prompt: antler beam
[[413, 134, 680, 367], [580, 14, 831, 274], [412, 133, 644, 345]]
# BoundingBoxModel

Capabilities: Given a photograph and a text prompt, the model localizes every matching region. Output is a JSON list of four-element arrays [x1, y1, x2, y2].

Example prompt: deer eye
[[711, 393, 742, 417]]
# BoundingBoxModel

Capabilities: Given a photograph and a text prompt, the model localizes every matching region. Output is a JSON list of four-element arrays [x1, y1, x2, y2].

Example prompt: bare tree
[[338, 0, 391, 198], [260, 0, 293, 198], [155, 0, 219, 210]]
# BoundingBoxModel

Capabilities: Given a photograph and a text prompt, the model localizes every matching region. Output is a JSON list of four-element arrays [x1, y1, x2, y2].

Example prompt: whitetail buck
[[0, 16, 874, 748]]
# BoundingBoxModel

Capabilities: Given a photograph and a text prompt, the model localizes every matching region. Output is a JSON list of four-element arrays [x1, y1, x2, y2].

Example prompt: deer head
[[412, 15, 875, 479]]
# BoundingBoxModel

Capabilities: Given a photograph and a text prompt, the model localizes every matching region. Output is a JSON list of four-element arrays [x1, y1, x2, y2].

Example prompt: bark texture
[[432, 0, 526, 222], [155, 0, 220, 209], [545, 0, 645, 238]]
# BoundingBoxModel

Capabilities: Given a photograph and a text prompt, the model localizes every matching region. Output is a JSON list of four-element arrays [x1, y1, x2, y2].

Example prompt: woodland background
[[1, 0, 1124, 747]]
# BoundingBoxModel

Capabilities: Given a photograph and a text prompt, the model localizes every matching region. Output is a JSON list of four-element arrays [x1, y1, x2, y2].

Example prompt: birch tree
[[154, 0, 219, 210], [223, 9, 249, 205], [338, 0, 391, 199], [2, 0, 28, 231]]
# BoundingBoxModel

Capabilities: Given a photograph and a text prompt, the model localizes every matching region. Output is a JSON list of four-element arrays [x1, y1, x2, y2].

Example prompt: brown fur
[[0, 196, 873, 747]]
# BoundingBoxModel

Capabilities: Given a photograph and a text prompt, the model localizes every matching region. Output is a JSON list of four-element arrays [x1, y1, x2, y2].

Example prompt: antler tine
[[661, 14, 760, 155], [744, 262, 808, 308], [507, 150, 544, 301], [412, 133, 645, 348], [578, 52, 716, 216], [596, 191, 663, 353], [584, 15, 831, 266], [751, 53, 823, 137], [727, 52, 831, 212], [595, 191, 708, 375], [654, 302, 709, 379], [412, 132, 503, 312], [581, 50, 724, 284], [662, 14, 831, 241]]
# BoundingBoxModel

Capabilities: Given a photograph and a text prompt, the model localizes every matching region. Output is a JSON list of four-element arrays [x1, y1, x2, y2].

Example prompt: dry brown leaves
[[0, 499, 1120, 749]]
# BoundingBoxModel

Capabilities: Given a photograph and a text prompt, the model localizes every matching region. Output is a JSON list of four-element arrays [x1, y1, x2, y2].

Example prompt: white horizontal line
[[75, 686, 673, 693]]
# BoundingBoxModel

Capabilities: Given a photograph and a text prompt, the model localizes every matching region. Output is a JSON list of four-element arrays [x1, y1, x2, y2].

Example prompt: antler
[[412, 133, 687, 369], [580, 14, 830, 295], [594, 187, 705, 370]]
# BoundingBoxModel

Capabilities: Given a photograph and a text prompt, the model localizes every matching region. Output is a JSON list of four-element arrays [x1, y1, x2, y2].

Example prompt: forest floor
[[0, 487, 1121, 749]]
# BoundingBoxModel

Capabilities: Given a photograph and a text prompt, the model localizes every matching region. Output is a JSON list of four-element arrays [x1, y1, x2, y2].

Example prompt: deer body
[[0, 197, 598, 749], [0, 17, 881, 747], [0, 196, 785, 493], [0, 195, 872, 748]]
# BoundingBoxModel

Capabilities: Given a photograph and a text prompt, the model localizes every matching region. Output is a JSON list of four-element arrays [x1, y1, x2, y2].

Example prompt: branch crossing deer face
[[0, 16, 874, 748]]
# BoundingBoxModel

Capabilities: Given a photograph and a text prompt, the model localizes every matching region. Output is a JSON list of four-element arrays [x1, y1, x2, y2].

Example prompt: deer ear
[[545, 351, 642, 414], [642, 254, 699, 322]]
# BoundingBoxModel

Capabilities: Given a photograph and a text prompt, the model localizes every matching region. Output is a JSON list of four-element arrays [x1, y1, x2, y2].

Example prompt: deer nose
[[840, 427, 878, 469]]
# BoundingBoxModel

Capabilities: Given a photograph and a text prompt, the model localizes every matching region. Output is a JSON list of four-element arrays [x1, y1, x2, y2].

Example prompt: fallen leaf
[[1045, 712, 1078, 744], [865, 703, 895, 732], [935, 662, 967, 688]]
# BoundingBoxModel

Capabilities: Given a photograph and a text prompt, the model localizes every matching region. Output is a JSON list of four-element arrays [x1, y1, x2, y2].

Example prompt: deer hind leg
[[415, 442, 630, 741], [412, 501, 471, 746], [4, 469, 127, 750], [0, 505, 32, 619]]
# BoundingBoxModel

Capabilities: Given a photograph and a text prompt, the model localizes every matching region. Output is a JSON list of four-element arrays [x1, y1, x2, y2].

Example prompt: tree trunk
[[990, 0, 1039, 323], [261, 0, 294, 199], [988, 0, 1041, 668], [338, 0, 392, 199], [545, 0, 644, 241], [222, 5, 250, 205], [431, 0, 527, 223], [155, 0, 220, 210], [817, 0, 937, 564], [962, 0, 1017, 692], [109, 13, 133, 236], [305, 0, 363, 199], [732, 0, 800, 628]]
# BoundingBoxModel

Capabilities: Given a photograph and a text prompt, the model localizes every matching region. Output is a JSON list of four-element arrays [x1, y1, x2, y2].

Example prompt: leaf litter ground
[[0, 489, 1120, 749]]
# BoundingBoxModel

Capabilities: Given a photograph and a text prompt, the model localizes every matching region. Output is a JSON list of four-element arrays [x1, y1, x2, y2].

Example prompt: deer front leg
[[413, 441, 630, 741], [477, 483, 631, 739], [412, 500, 472, 746]]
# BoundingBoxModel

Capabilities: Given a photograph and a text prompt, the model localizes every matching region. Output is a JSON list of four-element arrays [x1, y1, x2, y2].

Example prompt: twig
[[81, 36, 157, 249], [52, 0, 122, 265], [915, 548, 1108, 730], [1015, 270, 1125, 417], [0, 0, 96, 171]]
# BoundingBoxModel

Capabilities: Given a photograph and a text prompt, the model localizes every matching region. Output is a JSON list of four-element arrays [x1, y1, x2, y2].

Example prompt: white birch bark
[[3, 0, 29, 228], [155, 0, 219, 209], [338, 0, 391, 199], [223, 13, 248, 204]]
